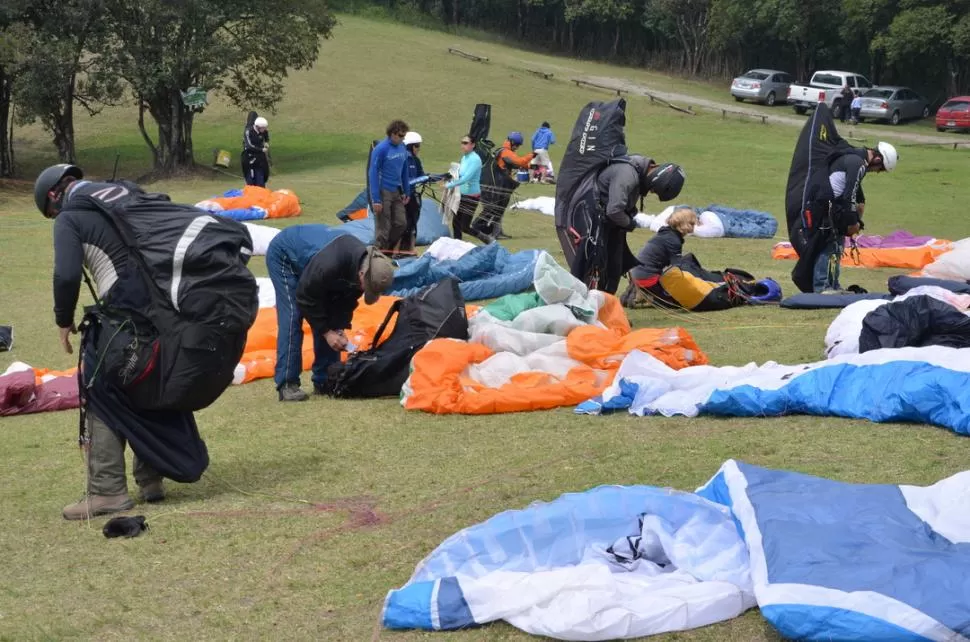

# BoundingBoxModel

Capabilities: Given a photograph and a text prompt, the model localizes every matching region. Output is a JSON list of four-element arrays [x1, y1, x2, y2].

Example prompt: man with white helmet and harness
[[242, 114, 270, 187], [812, 141, 898, 293]]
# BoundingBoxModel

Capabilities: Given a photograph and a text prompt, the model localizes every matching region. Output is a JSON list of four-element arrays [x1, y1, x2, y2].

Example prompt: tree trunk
[[52, 75, 77, 163], [612, 23, 621, 59], [948, 59, 959, 99], [0, 70, 12, 178], [452, 0, 459, 27], [794, 45, 808, 82], [141, 91, 196, 174], [517, 0, 524, 39]]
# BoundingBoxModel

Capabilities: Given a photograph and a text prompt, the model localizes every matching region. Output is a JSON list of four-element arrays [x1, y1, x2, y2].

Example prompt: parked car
[[936, 96, 970, 132], [730, 69, 793, 106], [857, 87, 930, 125], [787, 70, 873, 119]]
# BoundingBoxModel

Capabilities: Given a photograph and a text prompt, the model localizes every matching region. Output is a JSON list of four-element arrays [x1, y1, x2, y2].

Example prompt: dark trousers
[[453, 195, 481, 240], [403, 196, 420, 252], [376, 189, 408, 252], [86, 412, 160, 495], [266, 241, 339, 390]]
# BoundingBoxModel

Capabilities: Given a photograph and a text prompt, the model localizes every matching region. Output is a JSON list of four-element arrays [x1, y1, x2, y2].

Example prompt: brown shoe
[[138, 480, 165, 503], [62, 494, 134, 521]]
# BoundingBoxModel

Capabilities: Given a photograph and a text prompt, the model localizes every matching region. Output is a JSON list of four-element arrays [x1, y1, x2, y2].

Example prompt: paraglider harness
[[806, 195, 865, 288], [569, 155, 646, 291], [465, 103, 522, 238]]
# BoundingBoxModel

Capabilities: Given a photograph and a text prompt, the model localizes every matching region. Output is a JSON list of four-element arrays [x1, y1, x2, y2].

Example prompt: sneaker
[[138, 480, 165, 503], [278, 383, 309, 402], [62, 494, 134, 521], [313, 383, 329, 396]]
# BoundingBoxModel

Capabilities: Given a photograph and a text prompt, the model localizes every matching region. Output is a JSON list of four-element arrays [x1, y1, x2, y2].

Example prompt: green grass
[[2, 14, 969, 641]]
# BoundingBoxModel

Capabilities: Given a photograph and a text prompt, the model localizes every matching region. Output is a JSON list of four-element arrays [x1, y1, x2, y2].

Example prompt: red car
[[936, 96, 970, 132]]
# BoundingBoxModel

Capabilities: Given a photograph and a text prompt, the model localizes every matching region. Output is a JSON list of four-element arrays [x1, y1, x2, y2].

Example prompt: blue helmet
[[508, 131, 524, 146], [750, 278, 783, 303]]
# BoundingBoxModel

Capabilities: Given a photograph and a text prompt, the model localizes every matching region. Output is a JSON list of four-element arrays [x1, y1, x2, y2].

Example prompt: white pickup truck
[[787, 70, 874, 120]]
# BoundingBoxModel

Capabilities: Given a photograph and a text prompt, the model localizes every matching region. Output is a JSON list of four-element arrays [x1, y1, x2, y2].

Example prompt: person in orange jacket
[[495, 132, 536, 174], [473, 132, 536, 240]]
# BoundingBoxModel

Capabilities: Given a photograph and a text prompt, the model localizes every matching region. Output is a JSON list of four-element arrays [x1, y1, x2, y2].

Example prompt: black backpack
[[74, 180, 259, 412], [323, 277, 468, 398], [555, 99, 630, 288]]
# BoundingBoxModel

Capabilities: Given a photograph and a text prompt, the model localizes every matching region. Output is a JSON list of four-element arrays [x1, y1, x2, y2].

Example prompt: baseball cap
[[362, 246, 395, 304]]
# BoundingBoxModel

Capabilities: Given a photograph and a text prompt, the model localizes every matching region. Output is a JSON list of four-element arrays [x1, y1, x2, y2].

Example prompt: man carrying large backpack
[[785, 105, 898, 293], [555, 99, 686, 295], [36, 164, 257, 520]]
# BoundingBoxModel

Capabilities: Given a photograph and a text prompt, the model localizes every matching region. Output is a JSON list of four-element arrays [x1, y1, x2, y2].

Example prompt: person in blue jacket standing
[[368, 120, 411, 255], [530, 121, 556, 183], [266, 225, 396, 401]]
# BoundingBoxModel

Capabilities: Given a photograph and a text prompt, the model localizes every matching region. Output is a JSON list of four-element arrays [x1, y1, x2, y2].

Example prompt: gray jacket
[[595, 155, 653, 230]]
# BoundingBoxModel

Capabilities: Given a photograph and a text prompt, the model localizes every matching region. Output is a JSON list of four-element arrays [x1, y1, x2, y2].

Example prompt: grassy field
[[1, 14, 969, 642]]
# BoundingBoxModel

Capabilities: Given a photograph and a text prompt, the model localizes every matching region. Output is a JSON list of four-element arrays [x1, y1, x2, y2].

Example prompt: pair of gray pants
[[375, 189, 407, 252], [86, 413, 161, 496]]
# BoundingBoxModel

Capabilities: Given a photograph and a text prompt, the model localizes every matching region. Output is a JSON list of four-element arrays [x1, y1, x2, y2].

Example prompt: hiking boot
[[278, 383, 309, 402], [138, 480, 165, 503], [62, 494, 134, 521]]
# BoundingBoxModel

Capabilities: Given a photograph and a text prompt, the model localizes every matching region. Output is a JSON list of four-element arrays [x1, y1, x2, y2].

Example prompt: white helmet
[[403, 131, 422, 146], [876, 141, 897, 171], [253, 116, 268, 129]]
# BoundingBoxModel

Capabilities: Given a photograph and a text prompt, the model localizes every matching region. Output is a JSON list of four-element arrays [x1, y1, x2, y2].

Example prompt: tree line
[[0, 0, 335, 178], [350, 0, 970, 106]]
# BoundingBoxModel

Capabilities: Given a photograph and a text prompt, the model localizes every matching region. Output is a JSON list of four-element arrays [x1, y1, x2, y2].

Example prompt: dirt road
[[583, 75, 970, 147]]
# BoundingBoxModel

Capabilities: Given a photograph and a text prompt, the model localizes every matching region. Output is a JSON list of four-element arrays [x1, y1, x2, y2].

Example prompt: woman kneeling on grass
[[629, 208, 698, 303]]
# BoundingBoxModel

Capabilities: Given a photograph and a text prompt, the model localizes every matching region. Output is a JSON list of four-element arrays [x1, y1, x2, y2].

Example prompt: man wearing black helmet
[[35, 164, 199, 520], [579, 155, 686, 294]]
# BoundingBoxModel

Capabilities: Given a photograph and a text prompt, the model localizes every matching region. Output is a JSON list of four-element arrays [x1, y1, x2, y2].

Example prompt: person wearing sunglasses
[[368, 120, 412, 255], [442, 136, 489, 242]]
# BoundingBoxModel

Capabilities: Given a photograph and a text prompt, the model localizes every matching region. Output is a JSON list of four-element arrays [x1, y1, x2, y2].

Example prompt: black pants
[[403, 196, 420, 252], [454, 195, 486, 241]]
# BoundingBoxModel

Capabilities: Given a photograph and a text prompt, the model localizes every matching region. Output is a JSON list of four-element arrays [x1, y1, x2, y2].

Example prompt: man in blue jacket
[[531, 121, 556, 183], [368, 120, 411, 255], [266, 225, 396, 401]]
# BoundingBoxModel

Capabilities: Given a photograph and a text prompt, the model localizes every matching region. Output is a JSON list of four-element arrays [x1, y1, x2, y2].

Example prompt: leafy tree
[[753, 0, 843, 81], [14, 0, 122, 163], [565, 0, 635, 57], [0, 2, 29, 177], [874, 5, 955, 94], [649, 0, 711, 76], [101, 0, 336, 174]]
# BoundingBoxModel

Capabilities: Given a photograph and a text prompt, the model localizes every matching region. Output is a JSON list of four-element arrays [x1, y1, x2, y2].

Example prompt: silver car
[[730, 69, 793, 106], [857, 86, 931, 125]]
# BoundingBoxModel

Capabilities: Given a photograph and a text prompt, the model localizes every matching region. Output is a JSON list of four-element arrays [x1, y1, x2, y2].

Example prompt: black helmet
[[34, 164, 83, 216], [647, 163, 685, 202]]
